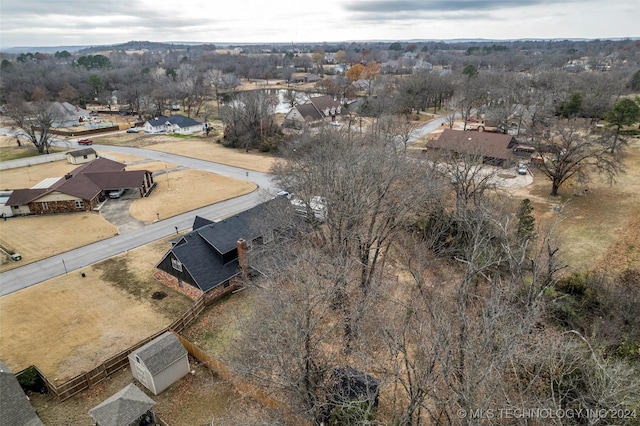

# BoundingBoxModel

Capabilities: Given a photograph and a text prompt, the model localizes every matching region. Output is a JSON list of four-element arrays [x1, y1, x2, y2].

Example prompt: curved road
[[1, 115, 448, 296], [0, 144, 278, 296]]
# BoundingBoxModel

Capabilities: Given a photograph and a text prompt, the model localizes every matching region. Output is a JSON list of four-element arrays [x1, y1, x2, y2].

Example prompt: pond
[[221, 89, 325, 114]]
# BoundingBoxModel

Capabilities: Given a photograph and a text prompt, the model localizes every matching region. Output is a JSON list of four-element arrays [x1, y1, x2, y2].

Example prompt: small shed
[[88, 383, 156, 426], [0, 361, 45, 426], [66, 148, 98, 165], [128, 332, 190, 395]]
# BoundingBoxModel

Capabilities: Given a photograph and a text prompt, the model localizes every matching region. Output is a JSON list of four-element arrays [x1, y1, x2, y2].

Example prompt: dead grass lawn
[[145, 138, 276, 173], [0, 213, 117, 271], [0, 238, 192, 381], [129, 169, 256, 223]]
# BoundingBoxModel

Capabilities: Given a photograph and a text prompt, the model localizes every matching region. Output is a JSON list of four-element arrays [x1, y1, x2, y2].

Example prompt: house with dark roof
[[6, 157, 155, 215], [427, 129, 517, 167], [291, 72, 322, 83], [156, 198, 286, 296], [66, 147, 98, 165], [283, 95, 343, 129], [143, 115, 203, 134], [88, 383, 156, 426], [128, 332, 189, 395], [0, 360, 45, 426]]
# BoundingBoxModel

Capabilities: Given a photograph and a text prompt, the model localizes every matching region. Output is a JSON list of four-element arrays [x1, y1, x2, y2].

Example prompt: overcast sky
[[0, 0, 638, 50]]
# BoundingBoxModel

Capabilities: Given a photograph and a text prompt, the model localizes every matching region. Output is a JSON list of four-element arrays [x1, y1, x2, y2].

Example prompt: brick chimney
[[237, 238, 248, 280]]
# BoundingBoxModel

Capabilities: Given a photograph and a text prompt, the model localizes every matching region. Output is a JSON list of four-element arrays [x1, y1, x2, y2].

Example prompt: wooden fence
[[177, 335, 309, 425], [32, 295, 207, 401]]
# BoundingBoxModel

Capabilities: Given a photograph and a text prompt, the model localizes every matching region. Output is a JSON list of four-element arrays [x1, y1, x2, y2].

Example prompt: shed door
[[135, 363, 148, 387]]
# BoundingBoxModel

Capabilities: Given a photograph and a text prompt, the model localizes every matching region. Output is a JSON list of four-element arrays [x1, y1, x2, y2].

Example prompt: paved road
[[1, 116, 448, 295], [0, 144, 278, 296]]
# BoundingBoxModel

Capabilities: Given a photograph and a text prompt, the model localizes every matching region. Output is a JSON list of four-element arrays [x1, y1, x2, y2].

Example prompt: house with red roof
[[6, 157, 155, 216], [283, 95, 343, 130]]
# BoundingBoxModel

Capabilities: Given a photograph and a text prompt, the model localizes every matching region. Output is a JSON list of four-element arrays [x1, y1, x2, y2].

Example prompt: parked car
[[10, 253, 22, 261], [78, 138, 93, 145], [126, 127, 139, 133], [517, 163, 528, 175], [108, 189, 125, 199]]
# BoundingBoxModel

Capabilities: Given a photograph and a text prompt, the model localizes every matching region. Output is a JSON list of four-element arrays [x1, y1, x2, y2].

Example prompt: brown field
[[0, 238, 193, 381], [509, 136, 640, 273], [129, 169, 256, 223], [144, 138, 276, 173], [0, 213, 118, 271]]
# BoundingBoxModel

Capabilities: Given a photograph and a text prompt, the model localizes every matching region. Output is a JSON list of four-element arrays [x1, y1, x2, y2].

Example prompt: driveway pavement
[[0, 144, 278, 295]]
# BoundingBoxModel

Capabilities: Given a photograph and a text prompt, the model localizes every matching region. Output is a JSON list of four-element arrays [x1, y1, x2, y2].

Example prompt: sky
[[0, 0, 638, 50]]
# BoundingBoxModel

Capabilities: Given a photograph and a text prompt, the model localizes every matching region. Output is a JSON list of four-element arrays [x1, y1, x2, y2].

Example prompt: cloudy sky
[[0, 0, 638, 50]]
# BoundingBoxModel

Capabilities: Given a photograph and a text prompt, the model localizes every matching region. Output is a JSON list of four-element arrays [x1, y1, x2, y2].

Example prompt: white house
[[143, 115, 204, 135], [128, 332, 190, 395]]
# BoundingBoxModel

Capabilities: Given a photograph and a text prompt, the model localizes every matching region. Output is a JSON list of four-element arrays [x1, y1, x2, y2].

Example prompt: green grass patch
[[94, 256, 192, 318]]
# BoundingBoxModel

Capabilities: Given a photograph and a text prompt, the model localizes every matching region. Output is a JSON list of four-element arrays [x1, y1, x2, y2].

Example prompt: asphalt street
[[0, 143, 278, 296], [0, 117, 455, 296]]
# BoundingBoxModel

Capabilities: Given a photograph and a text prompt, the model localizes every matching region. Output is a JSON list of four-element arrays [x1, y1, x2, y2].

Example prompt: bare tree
[[533, 119, 622, 196], [220, 90, 278, 151], [6, 99, 62, 154]]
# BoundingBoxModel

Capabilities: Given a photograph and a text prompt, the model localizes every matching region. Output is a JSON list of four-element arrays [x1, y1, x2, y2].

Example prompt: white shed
[[128, 332, 190, 395]]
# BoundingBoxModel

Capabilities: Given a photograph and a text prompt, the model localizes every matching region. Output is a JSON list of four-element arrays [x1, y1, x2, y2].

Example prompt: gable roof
[[88, 384, 155, 426], [157, 198, 283, 291], [428, 129, 515, 161], [146, 115, 202, 129], [67, 148, 97, 158], [292, 96, 342, 122], [0, 361, 45, 426], [6, 157, 148, 206], [131, 332, 186, 376]]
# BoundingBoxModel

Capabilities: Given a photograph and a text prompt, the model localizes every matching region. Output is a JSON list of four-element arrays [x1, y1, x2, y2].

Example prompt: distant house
[[283, 95, 342, 129], [156, 198, 286, 297], [6, 157, 155, 215], [143, 115, 203, 134], [0, 360, 45, 426], [47, 102, 91, 127], [128, 332, 190, 395], [291, 72, 322, 84], [88, 383, 156, 426], [427, 129, 517, 167], [66, 147, 98, 165]]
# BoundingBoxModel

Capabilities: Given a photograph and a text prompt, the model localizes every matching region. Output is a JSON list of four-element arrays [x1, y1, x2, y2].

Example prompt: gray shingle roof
[[146, 115, 202, 129], [157, 199, 283, 291], [0, 361, 45, 426], [67, 148, 97, 157], [88, 383, 155, 426], [131, 332, 186, 376]]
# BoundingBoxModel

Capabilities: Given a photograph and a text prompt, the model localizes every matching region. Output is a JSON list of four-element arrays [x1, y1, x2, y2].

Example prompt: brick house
[[6, 157, 155, 216], [156, 198, 288, 300]]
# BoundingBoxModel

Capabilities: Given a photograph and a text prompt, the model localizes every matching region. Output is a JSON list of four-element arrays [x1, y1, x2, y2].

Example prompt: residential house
[[66, 147, 98, 165], [427, 129, 517, 167], [0, 360, 45, 426], [156, 198, 286, 298], [6, 157, 155, 215], [143, 115, 204, 135], [47, 102, 91, 127], [128, 332, 190, 395], [283, 95, 342, 129], [290, 72, 322, 84], [88, 383, 156, 426]]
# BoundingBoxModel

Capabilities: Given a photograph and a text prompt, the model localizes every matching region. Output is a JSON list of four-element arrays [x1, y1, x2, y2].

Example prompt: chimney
[[237, 238, 248, 280]]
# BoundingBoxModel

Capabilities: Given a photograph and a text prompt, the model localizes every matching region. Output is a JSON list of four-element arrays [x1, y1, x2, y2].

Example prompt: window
[[75, 200, 84, 208], [171, 257, 183, 272], [83, 155, 88, 159], [41, 202, 49, 210]]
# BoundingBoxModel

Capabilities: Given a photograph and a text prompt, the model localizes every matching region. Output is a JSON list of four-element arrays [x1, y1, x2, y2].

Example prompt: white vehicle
[[517, 163, 528, 175], [290, 195, 327, 222], [109, 188, 125, 198]]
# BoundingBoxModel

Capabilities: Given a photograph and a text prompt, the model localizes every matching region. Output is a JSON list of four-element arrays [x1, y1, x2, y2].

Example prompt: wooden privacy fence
[[177, 335, 309, 425], [35, 296, 207, 401]]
